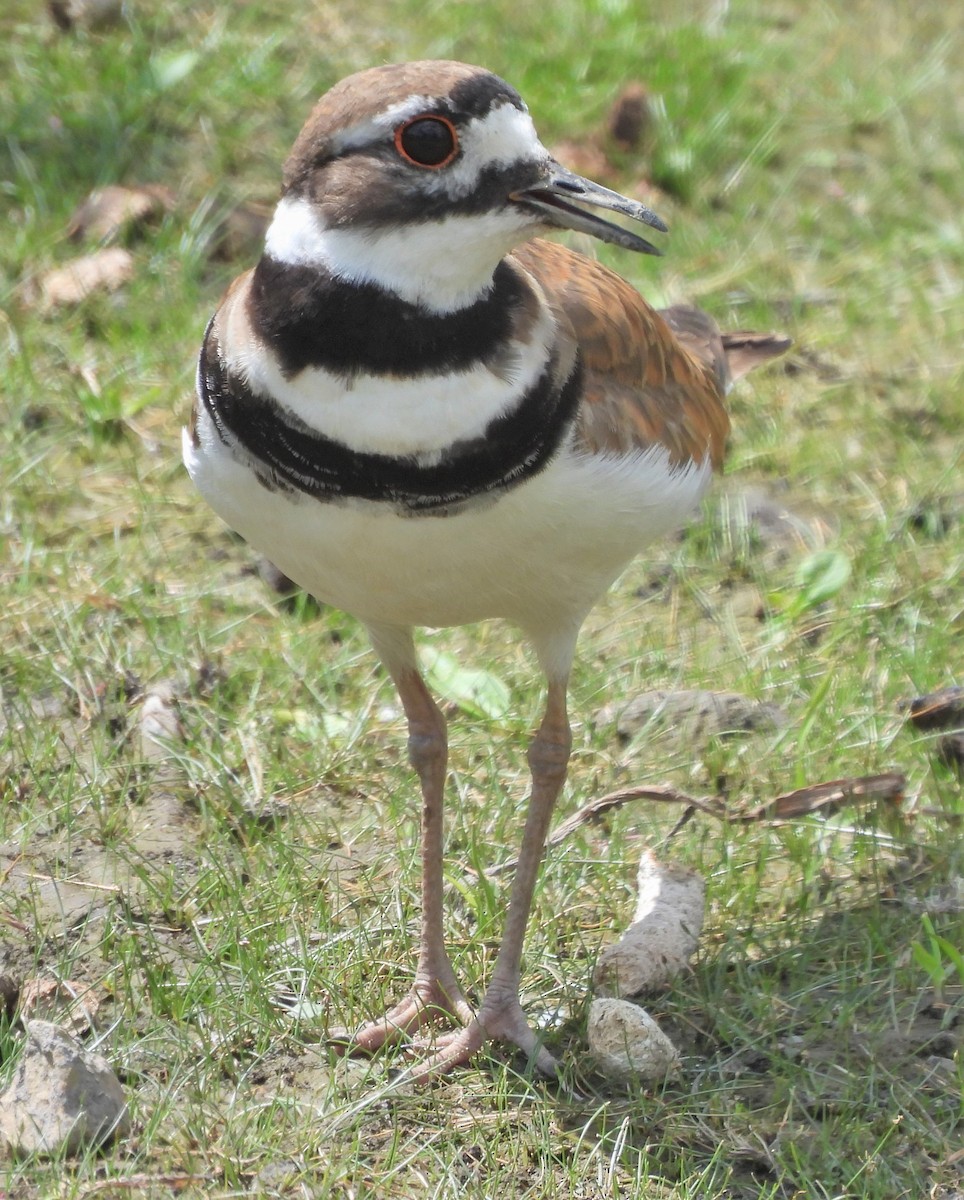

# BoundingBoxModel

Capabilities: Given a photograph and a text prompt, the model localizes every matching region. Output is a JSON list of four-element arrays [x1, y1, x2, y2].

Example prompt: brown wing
[[510, 239, 730, 469], [510, 240, 787, 471]]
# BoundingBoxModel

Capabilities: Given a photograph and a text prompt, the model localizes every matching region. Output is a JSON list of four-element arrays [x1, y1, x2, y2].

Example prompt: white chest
[[184, 406, 710, 643]]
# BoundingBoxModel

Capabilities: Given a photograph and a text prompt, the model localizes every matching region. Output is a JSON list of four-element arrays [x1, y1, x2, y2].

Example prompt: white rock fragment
[[588, 998, 680, 1083], [139, 682, 184, 764], [0, 1021, 129, 1156], [594, 850, 705, 997]]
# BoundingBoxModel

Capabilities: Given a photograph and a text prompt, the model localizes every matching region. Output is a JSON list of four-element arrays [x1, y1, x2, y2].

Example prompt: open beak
[[511, 162, 667, 255]]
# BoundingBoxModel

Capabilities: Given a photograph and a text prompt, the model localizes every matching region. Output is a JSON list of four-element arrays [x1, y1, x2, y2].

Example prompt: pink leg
[[350, 663, 474, 1053], [407, 678, 572, 1082]]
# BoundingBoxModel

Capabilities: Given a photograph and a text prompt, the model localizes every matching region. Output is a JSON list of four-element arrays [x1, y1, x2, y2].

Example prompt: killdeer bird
[[185, 60, 789, 1082]]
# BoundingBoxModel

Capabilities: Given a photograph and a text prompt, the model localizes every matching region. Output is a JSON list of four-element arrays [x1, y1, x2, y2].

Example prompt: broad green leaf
[[151, 50, 200, 91], [422, 647, 512, 721], [794, 549, 853, 608]]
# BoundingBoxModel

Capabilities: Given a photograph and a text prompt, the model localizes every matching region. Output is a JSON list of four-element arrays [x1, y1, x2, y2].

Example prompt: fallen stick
[[483, 772, 907, 878]]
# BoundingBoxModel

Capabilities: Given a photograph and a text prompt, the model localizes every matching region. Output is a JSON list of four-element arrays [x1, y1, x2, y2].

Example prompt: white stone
[[594, 850, 705, 997], [587, 998, 681, 1083]]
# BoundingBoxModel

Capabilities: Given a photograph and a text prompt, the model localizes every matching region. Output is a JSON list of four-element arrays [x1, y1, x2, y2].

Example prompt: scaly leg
[[351, 630, 474, 1052], [407, 677, 571, 1082]]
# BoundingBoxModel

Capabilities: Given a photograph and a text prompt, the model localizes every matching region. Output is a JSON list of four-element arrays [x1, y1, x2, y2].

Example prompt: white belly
[[184, 416, 710, 643]]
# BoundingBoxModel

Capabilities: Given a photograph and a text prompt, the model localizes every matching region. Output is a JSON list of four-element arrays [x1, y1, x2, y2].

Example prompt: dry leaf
[[938, 732, 964, 775], [547, 139, 612, 185], [484, 772, 907, 881], [139, 682, 184, 765], [745, 772, 906, 822], [49, 0, 121, 30], [210, 200, 272, 262], [67, 185, 175, 244], [18, 978, 101, 1036], [39, 247, 134, 309], [902, 686, 964, 733], [608, 83, 654, 151]]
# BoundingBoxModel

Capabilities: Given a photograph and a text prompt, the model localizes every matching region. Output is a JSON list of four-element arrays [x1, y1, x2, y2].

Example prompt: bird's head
[[263, 60, 667, 312]]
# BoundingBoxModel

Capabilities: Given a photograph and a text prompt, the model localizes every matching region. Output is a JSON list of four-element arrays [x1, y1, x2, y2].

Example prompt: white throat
[[264, 194, 534, 313]]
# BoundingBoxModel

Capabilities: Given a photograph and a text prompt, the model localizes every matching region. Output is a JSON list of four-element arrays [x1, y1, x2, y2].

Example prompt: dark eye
[[394, 116, 459, 169]]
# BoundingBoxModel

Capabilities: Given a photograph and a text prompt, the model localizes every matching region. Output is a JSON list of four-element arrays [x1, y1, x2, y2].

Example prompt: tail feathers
[[660, 304, 791, 387], [720, 330, 793, 381]]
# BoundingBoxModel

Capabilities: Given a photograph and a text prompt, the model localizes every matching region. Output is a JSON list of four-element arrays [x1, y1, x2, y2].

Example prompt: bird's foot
[[405, 991, 559, 1084], [344, 973, 476, 1055]]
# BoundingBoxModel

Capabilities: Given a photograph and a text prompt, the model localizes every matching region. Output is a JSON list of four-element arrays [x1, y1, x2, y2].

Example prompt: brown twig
[[482, 772, 908, 878], [81, 1175, 217, 1195]]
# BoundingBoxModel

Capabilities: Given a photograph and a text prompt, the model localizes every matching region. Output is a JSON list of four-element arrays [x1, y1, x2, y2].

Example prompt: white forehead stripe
[[325, 97, 545, 200], [329, 95, 436, 156]]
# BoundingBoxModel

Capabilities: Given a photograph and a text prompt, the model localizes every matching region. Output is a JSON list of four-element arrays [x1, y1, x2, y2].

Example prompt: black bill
[[511, 162, 667, 255]]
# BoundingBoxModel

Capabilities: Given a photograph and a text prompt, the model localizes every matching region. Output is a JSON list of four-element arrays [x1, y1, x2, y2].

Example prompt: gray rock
[[721, 485, 828, 554], [0, 1021, 129, 1156], [596, 688, 788, 745]]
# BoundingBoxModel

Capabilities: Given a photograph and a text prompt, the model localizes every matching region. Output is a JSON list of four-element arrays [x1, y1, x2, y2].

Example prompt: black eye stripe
[[394, 115, 459, 169]]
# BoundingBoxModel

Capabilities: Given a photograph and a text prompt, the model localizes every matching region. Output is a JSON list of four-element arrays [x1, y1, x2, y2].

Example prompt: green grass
[[1, 0, 962, 1196]]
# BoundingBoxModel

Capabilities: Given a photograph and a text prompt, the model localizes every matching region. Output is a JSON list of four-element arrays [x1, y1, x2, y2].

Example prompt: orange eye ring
[[394, 115, 460, 169]]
